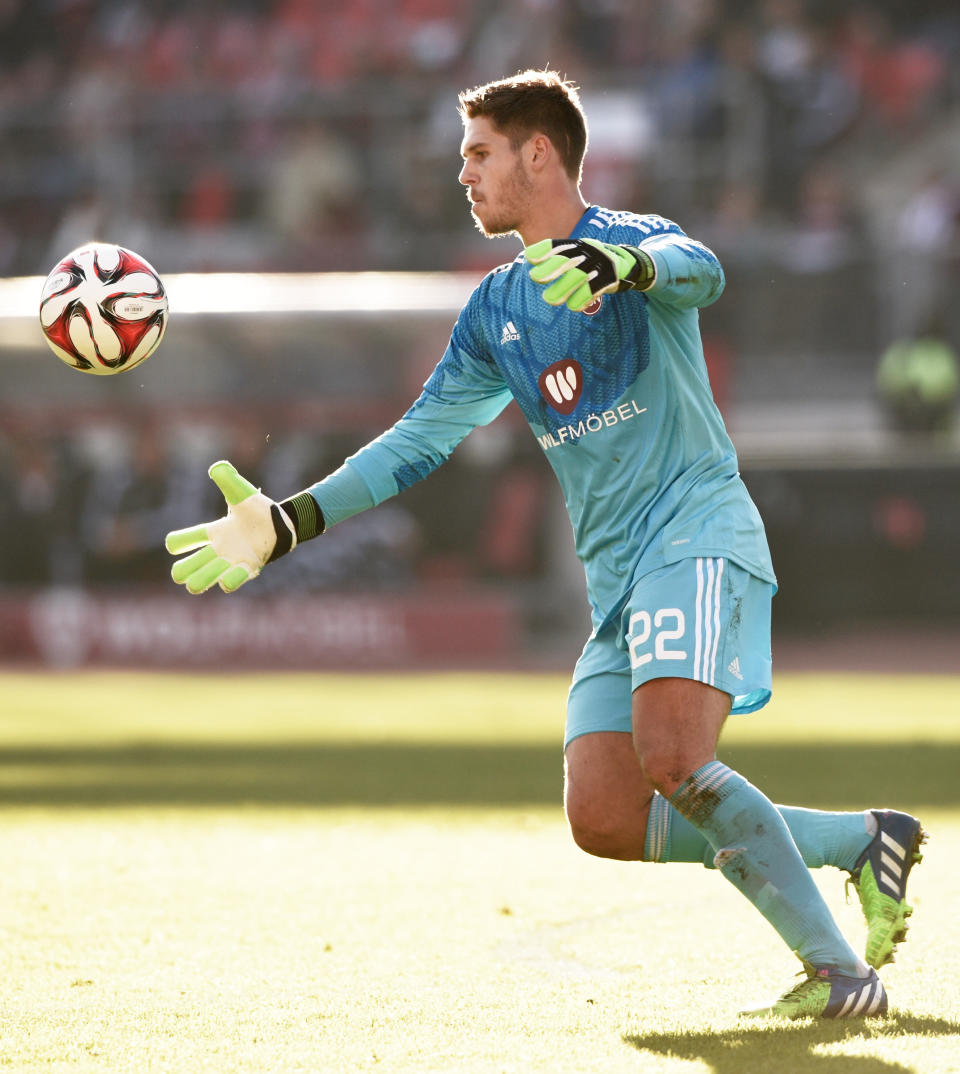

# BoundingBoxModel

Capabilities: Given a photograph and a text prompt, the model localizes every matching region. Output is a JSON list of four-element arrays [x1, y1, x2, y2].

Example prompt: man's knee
[[633, 744, 700, 798], [631, 678, 730, 797], [564, 793, 648, 860], [563, 731, 652, 861]]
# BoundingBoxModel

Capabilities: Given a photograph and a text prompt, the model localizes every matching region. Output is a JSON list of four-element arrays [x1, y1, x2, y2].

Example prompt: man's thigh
[[565, 557, 772, 749], [624, 557, 773, 712]]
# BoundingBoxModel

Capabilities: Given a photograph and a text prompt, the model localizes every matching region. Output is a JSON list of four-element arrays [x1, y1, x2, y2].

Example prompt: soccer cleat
[[741, 964, 887, 1020], [848, 810, 927, 969]]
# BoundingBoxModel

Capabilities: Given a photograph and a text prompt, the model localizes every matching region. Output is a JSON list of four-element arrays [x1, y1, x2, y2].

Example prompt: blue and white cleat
[[741, 964, 888, 1020], [848, 809, 927, 969]]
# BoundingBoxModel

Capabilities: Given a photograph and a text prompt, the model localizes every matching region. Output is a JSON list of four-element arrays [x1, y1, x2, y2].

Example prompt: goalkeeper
[[166, 70, 924, 1020]]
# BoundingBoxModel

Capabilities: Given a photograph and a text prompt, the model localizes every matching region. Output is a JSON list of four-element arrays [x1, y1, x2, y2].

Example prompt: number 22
[[627, 608, 687, 669]]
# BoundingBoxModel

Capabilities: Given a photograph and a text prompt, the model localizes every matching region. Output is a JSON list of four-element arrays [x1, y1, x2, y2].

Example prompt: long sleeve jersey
[[308, 205, 775, 630]]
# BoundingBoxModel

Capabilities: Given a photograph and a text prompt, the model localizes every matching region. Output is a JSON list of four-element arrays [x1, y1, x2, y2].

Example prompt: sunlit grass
[[2, 670, 958, 744], [2, 806, 957, 1073], [1, 671, 958, 1072]]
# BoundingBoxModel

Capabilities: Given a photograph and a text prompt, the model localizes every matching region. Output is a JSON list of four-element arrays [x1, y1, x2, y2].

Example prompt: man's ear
[[527, 133, 552, 173]]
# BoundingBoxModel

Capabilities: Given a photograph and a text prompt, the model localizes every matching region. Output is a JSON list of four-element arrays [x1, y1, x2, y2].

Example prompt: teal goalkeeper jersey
[[309, 205, 776, 629]]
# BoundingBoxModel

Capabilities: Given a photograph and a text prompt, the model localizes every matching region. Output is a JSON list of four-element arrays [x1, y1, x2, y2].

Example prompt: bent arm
[[640, 233, 725, 310]]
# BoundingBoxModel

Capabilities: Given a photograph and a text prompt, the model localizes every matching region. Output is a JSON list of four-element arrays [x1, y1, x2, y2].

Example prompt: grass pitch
[[1, 670, 959, 1073]]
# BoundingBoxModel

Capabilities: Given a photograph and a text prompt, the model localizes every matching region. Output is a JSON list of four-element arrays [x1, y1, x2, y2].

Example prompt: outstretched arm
[[308, 368, 512, 529], [165, 293, 511, 594]]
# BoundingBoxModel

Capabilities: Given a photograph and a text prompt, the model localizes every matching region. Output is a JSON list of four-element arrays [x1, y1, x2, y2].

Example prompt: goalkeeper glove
[[525, 237, 655, 312], [165, 460, 324, 594]]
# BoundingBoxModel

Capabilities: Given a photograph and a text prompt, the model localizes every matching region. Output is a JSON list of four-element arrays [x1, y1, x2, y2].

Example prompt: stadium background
[[1, 0, 959, 671]]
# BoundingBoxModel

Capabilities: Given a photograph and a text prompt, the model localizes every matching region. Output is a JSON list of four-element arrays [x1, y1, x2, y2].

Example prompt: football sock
[[644, 792, 875, 872], [669, 761, 868, 977]]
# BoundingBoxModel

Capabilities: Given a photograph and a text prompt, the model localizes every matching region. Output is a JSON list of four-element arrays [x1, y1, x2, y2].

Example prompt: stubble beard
[[471, 157, 535, 239]]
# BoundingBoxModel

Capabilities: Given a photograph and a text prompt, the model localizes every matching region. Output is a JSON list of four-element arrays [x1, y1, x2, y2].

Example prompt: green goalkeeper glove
[[525, 237, 655, 312], [165, 460, 324, 594]]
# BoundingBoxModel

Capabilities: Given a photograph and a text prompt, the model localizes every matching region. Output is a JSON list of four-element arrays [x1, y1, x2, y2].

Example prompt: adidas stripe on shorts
[[565, 557, 774, 748]]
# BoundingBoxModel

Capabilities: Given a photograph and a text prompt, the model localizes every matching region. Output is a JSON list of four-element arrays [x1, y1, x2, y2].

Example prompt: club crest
[[538, 358, 583, 415]]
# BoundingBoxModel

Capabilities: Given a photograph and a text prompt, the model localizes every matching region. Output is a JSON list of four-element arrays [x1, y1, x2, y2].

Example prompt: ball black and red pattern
[[39, 243, 169, 375]]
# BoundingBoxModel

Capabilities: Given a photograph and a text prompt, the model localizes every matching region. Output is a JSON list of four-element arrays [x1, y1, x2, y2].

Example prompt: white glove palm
[[165, 460, 296, 594]]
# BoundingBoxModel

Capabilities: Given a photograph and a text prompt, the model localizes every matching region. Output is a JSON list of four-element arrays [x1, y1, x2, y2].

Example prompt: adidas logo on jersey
[[727, 656, 744, 680], [500, 321, 520, 344]]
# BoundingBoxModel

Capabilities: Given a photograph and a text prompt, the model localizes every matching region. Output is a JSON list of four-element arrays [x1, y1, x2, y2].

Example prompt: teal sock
[[645, 793, 873, 872], [669, 761, 867, 976]]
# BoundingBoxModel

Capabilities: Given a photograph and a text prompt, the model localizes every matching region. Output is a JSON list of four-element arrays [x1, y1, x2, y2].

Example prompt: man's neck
[[518, 192, 590, 247]]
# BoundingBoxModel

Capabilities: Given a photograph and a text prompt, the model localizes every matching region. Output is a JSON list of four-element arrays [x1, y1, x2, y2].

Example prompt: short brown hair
[[458, 69, 588, 182]]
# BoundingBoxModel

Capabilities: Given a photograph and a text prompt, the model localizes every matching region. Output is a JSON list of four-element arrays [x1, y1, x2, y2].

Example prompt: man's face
[[459, 116, 535, 238]]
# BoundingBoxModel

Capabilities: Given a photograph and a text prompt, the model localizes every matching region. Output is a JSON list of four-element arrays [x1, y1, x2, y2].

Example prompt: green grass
[[1, 671, 959, 1072], [2, 670, 959, 745], [1, 671, 958, 809]]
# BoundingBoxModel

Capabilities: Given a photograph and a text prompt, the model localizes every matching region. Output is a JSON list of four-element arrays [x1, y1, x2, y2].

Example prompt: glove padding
[[165, 460, 295, 594], [525, 237, 655, 312]]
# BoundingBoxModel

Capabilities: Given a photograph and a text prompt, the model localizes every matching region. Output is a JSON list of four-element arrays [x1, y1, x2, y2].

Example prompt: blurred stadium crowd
[[0, 404, 551, 596], [1, 0, 959, 632], [1, 0, 958, 281]]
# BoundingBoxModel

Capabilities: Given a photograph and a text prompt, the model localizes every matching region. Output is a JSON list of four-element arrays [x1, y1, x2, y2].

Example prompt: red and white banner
[[0, 589, 520, 669]]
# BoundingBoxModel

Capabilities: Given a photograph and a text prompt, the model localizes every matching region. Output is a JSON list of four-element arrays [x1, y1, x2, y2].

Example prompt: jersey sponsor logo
[[500, 320, 521, 344], [536, 397, 648, 450], [538, 358, 582, 414]]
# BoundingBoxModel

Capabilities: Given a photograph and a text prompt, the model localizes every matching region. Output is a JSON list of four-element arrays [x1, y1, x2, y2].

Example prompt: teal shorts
[[565, 557, 773, 748]]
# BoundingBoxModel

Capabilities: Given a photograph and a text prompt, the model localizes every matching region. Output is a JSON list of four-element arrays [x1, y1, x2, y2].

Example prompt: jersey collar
[[569, 205, 601, 239]]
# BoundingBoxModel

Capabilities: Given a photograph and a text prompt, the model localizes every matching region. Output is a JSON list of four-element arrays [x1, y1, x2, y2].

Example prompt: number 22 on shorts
[[627, 608, 687, 668]]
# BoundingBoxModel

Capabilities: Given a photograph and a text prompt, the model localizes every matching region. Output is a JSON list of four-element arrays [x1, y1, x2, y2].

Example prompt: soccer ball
[[39, 242, 168, 375]]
